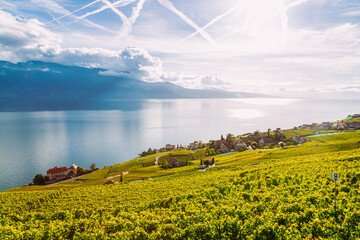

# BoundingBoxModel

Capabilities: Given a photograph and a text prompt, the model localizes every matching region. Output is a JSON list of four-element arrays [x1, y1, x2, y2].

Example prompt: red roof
[[47, 166, 67, 174]]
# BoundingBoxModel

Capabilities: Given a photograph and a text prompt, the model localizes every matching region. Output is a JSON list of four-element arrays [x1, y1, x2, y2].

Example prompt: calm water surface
[[0, 98, 358, 191]]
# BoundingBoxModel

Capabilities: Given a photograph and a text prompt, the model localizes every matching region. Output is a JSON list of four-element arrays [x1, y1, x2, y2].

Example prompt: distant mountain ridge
[[0, 61, 269, 111]]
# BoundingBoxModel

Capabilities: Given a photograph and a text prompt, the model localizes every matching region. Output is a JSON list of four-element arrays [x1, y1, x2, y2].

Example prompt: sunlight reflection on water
[[233, 98, 299, 105], [228, 109, 264, 120]]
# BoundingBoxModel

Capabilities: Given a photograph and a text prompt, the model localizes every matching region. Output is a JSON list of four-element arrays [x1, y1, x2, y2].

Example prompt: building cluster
[[46, 164, 78, 181], [295, 120, 360, 131], [142, 114, 360, 157], [292, 136, 308, 144]]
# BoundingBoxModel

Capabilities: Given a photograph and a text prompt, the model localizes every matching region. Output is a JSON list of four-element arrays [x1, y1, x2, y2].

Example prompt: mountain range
[[0, 61, 268, 111]]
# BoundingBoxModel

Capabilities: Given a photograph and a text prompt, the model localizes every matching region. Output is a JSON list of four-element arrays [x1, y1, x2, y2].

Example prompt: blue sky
[[1, 0, 360, 97]]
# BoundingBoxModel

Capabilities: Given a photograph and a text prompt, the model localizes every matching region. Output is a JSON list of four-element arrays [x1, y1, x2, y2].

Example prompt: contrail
[[157, 0, 215, 44], [129, 0, 146, 24], [46, 10, 69, 30], [83, 18, 117, 34], [101, 0, 132, 37], [48, 0, 101, 23], [179, 2, 243, 44], [218, 0, 310, 40], [75, 0, 136, 22], [279, 0, 288, 41], [349, 39, 360, 48], [38, 0, 116, 34]]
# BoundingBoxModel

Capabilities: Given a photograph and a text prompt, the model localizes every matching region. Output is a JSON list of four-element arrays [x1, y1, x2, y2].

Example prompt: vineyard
[[1, 132, 360, 239]]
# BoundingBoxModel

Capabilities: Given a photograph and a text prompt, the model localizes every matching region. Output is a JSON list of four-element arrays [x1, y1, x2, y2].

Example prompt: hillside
[[0, 61, 268, 111], [1, 131, 360, 239]]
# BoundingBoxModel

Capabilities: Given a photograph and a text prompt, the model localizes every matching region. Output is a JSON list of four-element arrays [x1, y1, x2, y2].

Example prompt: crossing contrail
[[48, 0, 101, 23], [40, 0, 116, 34], [157, 0, 215, 44], [101, 0, 132, 37], [179, 2, 243, 44], [46, 10, 69, 30], [75, 0, 136, 22]]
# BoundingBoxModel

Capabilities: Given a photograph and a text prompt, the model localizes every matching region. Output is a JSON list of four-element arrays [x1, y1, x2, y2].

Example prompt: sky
[[1, 0, 360, 97]]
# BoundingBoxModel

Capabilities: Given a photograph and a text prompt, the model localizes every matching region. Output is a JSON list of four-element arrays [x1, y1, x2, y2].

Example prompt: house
[[204, 157, 215, 166], [166, 144, 175, 151], [104, 180, 118, 185], [180, 145, 188, 150], [189, 141, 202, 150], [220, 143, 229, 153], [234, 139, 247, 151], [320, 122, 333, 130], [46, 164, 78, 181], [292, 136, 308, 144], [259, 137, 274, 147], [167, 158, 185, 168]]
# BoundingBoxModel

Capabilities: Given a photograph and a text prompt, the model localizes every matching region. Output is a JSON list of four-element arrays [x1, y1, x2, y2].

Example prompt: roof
[[69, 164, 78, 169], [104, 180, 117, 185], [47, 166, 67, 174]]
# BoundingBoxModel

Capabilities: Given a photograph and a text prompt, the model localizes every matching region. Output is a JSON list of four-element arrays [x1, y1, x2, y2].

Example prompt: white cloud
[[0, 10, 61, 62]]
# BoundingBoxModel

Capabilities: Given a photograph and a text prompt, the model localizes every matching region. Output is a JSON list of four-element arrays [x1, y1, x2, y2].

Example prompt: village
[[35, 114, 360, 184], [142, 113, 360, 158]]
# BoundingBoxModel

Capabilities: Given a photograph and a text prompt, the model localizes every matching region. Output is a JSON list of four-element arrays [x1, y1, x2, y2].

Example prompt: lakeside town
[[140, 113, 360, 156], [34, 114, 360, 185]]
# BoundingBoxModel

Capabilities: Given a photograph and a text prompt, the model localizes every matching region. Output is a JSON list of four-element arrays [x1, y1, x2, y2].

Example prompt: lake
[[0, 98, 358, 191]]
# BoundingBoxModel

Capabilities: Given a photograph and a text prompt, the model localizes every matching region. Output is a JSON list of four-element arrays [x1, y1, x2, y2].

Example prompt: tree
[[268, 128, 271, 137], [251, 141, 258, 150], [77, 167, 86, 175], [206, 148, 216, 156], [90, 163, 96, 171], [33, 174, 45, 185], [226, 133, 235, 148], [254, 130, 261, 141]]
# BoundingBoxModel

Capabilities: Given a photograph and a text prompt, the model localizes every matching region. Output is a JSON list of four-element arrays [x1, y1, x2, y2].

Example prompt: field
[[1, 132, 360, 239]]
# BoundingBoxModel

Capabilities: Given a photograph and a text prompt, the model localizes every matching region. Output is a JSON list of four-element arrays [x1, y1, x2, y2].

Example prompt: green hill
[[1, 132, 360, 239]]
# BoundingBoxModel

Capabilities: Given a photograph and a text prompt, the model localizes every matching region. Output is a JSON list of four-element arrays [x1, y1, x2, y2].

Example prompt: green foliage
[[206, 148, 216, 156], [32, 174, 45, 185], [2, 132, 360, 239], [77, 167, 86, 175]]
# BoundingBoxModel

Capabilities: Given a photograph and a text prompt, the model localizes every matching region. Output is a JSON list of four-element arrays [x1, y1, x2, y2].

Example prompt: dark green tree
[[33, 174, 45, 185], [90, 163, 96, 171]]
